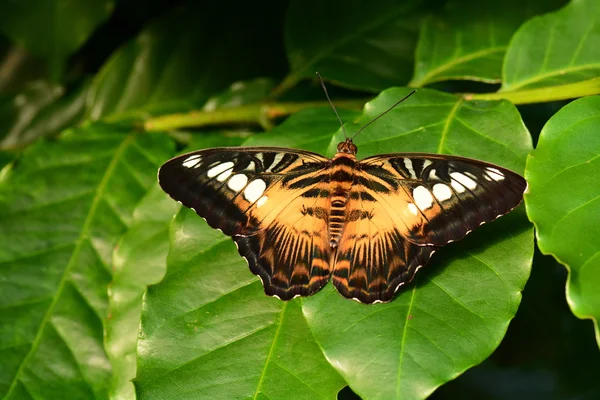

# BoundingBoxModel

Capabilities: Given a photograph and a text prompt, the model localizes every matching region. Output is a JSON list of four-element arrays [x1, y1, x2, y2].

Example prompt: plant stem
[[465, 77, 600, 104], [144, 99, 367, 132]]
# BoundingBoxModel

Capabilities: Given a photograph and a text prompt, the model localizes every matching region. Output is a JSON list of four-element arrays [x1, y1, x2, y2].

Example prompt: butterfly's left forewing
[[158, 147, 333, 299]]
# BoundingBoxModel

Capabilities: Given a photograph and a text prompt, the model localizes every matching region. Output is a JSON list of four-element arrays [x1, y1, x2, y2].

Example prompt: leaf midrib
[[396, 286, 417, 398], [5, 134, 135, 398], [412, 46, 505, 87], [252, 302, 287, 399], [437, 98, 462, 154]]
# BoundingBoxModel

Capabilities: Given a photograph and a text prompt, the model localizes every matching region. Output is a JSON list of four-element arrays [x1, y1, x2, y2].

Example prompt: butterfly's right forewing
[[359, 154, 527, 246]]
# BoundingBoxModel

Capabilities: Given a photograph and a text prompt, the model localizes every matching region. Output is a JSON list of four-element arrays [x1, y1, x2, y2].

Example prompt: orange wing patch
[[332, 181, 436, 303], [359, 155, 527, 246], [234, 181, 333, 300]]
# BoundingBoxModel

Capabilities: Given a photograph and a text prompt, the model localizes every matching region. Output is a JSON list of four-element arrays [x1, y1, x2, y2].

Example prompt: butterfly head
[[337, 139, 358, 155]]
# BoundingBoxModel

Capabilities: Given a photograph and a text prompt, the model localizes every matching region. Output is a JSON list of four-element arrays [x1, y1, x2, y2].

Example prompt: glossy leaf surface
[[525, 95, 600, 346], [410, 0, 563, 87], [0, 124, 172, 399], [502, 0, 600, 92]]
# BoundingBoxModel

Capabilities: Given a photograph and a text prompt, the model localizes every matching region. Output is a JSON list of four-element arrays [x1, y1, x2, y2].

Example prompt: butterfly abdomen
[[328, 153, 357, 248]]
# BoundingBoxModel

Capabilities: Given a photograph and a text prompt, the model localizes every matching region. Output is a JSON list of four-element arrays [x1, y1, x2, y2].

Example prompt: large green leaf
[[525, 95, 600, 346], [136, 88, 533, 399], [106, 131, 247, 400], [106, 185, 179, 400], [502, 0, 600, 92], [432, 250, 600, 399], [0, 124, 172, 399], [278, 0, 424, 94], [85, 0, 286, 121], [410, 0, 563, 87], [0, 0, 115, 79]]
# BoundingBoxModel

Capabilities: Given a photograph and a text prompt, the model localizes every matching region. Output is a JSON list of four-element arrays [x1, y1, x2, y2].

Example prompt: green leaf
[[0, 80, 88, 150], [107, 131, 246, 399], [137, 88, 533, 399], [277, 0, 424, 94], [0, 123, 173, 399], [106, 185, 179, 400], [0, 0, 115, 80], [434, 250, 600, 399], [502, 0, 600, 92], [203, 78, 277, 111], [410, 0, 563, 87], [524, 95, 600, 347], [85, 1, 287, 121], [244, 107, 361, 152]]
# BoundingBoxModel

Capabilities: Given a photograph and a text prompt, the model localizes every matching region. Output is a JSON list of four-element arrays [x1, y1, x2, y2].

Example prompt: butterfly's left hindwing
[[158, 147, 333, 299]]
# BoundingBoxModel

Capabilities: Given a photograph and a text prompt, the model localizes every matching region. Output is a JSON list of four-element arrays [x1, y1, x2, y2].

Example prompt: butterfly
[[158, 135, 527, 304]]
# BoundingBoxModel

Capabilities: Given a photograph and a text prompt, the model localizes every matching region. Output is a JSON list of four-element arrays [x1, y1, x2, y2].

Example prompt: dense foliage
[[0, 1, 599, 399]]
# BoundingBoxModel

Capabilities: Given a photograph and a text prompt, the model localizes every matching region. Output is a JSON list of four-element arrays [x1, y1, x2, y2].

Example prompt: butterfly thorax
[[328, 146, 357, 248]]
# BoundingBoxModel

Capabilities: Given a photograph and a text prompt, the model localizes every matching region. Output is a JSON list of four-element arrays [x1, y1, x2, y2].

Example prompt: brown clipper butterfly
[[158, 79, 527, 304]]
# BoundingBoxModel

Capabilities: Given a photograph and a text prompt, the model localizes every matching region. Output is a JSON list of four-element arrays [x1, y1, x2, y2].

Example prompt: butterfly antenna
[[351, 89, 417, 140], [316, 72, 349, 139]]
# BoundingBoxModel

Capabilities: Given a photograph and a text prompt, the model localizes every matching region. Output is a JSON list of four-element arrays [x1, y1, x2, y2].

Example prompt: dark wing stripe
[[333, 184, 437, 303], [359, 154, 526, 246]]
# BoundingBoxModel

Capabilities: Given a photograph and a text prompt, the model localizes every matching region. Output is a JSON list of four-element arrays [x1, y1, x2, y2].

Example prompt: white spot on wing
[[244, 179, 267, 202], [413, 186, 434, 210], [407, 203, 419, 215], [404, 158, 416, 178], [216, 168, 233, 182], [429, 168, 440, 180], [432, 183, 453, 202], [450, 180, 466, 193], [450, 172, 477, 190], [227, 174, 248, 192], [486, 167, 505, 181], [182, 154, 202, 168], [423, 159, 432, 169], [246, 161, 256, 171], [267, 153, 284, 171], [207, 161, 234, 178], [256, 196, 268, 208], [465, 172, 478, 181]]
